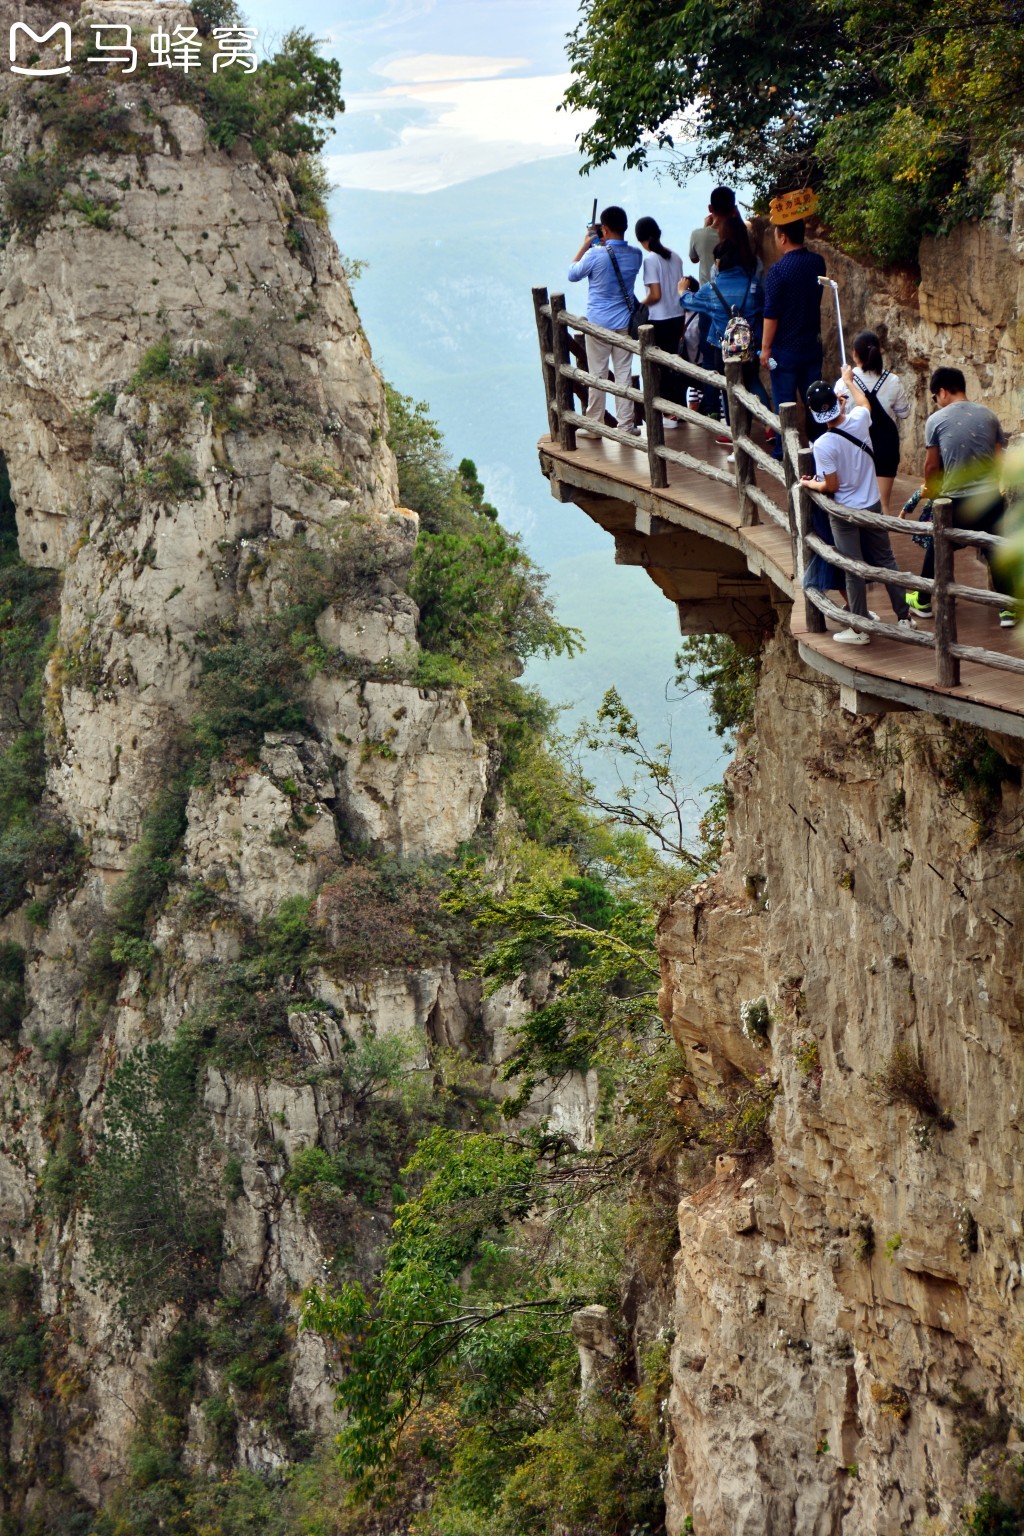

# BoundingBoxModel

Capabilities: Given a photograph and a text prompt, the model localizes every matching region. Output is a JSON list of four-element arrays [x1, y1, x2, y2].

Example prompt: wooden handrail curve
[[532, 285, 1020, 695]]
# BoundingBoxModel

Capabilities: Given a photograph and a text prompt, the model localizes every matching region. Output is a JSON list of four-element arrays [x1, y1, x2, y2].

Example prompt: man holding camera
[[568, 205, 642, 436]]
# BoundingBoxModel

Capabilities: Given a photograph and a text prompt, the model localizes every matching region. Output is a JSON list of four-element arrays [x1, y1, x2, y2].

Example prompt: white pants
[[584, 328, 634, 429]]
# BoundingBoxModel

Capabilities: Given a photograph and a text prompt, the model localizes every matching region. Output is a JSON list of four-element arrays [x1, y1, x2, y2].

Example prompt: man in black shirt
[[761, 217, 827, 451]]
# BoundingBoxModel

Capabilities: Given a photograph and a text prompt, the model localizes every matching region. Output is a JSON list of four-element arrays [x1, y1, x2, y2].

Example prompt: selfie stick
[[818, 276, 846, 367]]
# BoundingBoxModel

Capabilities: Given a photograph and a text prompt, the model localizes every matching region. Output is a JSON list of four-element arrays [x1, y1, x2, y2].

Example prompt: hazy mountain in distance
[[329, 153, 729, 814]]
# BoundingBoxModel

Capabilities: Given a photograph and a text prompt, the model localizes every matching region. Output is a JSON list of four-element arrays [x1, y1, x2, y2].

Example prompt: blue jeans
[[769, 348, 824, 457]]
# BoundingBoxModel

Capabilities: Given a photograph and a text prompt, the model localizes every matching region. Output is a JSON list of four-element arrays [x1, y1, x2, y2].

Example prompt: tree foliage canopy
[[563, 0, 1024, 264]]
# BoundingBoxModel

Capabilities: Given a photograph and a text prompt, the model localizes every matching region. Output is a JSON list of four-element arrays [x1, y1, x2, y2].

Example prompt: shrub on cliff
[[1, 25, 342, 242], [83, 1041, 221, 1316], [0, 500, 78, 916], [675, 635, 758, 741], [385, 386, 581, 767]]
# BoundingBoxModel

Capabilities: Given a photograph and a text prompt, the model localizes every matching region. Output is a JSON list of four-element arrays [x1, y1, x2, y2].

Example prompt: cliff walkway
[[533, 288, 1024, 740]]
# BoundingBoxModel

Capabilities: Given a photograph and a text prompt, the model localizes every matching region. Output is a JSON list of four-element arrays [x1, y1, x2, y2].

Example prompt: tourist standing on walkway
[[687, 186, 745, 420], [834, 331, 910, 512], [902, 366, 1013, 625], [636, 216, 686, 417], [568, 205, 643, 436], [680, 278, 701, 363], [760, 190, 826, 451], [800, 369, 911, 644], [680, 241, 767, 426]]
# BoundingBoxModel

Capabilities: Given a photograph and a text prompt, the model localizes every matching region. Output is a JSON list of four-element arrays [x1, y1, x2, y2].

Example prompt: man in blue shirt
[[760, 218, 827, 454], [568, 205, 643, 435]]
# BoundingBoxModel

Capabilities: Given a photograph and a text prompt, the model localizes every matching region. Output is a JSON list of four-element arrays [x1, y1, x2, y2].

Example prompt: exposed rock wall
[[814, 157, 1024, 449], [0, 13, 598, 1522], [658, 628, 1024, 1534]]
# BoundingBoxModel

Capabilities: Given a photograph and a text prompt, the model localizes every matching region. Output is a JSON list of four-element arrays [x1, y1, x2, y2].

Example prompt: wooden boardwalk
[[539, 426, 1024, 738]]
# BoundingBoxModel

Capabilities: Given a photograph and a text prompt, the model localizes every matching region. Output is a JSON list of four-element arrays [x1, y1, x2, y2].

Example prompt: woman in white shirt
[[834, 330, 910, 512], [636, 215, 685, 416]]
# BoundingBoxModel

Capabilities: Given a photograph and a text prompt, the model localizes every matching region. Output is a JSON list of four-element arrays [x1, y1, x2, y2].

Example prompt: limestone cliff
[[658, 631, 1024, 1534], [0, 10, 597, 1525]]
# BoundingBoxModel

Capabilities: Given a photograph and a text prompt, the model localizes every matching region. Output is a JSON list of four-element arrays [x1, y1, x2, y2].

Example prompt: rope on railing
[[533, 284, 1020, 698]]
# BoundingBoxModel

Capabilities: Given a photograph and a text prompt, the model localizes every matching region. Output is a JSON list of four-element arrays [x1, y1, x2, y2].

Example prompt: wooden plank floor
[[540, 427, 1024, 730]]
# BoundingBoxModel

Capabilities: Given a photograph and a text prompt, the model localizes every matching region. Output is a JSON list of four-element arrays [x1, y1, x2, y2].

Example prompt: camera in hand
[[587, 198, 601, 244]]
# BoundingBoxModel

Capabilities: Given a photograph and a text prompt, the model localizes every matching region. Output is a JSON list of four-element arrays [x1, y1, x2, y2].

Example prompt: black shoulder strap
[[857, 370, 889, 400], [831, 425, 875, 460], [604, 244, 638, 314]]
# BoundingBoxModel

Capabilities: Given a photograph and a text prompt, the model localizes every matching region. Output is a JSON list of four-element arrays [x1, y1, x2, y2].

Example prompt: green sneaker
[[906, 592, 933, 618], [1000, 610, 1016, 629]]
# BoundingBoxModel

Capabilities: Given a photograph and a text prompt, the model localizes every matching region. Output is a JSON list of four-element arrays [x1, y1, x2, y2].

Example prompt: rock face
[[657, 628, 1024, 1535], [0, 16, 599, 1521], [309, 677, 489, 856]]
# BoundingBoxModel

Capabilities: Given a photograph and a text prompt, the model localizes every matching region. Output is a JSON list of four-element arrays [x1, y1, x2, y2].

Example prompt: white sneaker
[[726, 453, 735, 464], [897, 618, 914, 630], [833, 627, 870, 646], [576, 427, 602, 439]]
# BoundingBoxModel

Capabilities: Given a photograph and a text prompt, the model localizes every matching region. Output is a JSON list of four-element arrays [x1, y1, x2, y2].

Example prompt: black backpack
[[857, 371, 901, 466]]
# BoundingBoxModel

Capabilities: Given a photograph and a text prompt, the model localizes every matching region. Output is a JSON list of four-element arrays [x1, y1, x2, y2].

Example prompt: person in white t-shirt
[[800, 367, 911, 645], [636, 215, 686, 417], [833, 330, 910, 512]]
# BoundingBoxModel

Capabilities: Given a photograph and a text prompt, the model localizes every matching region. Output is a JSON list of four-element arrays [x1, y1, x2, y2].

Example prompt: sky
[[243, 0, 599, 193]]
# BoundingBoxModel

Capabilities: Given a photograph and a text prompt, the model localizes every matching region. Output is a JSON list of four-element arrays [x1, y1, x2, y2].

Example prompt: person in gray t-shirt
[[903, 365, 1011, 620], [925, 384, 1006, 504]]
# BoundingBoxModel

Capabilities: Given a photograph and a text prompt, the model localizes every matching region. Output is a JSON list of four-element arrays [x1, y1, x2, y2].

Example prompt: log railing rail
[[532, 285, 1020, 696]]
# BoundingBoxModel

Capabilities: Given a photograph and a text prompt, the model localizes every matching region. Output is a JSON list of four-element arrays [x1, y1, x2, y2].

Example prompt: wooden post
[[549, 292, 577, 451], [778, 402, 801, 555], [532, 286, 557, 441], [932, 497, 960, 687], [724, 361, 756, 524], [797, 446, 827, 634], [567, 329, 588, 412], [639, 325, 668, 489]]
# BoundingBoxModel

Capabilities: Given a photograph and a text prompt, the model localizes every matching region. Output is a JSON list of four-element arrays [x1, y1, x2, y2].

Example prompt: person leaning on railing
[[800, 368, 913, 646], [567, 205, 643, 438], [679, 240, 769, 437], [900, 366, 1016, 628]]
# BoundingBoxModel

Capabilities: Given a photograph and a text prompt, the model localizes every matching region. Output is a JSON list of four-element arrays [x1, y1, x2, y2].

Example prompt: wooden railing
[[533, 286, 1022, 692]]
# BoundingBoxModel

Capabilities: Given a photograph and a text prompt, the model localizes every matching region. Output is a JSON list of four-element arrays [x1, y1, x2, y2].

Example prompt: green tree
[[567, 688, 715, 869], [563, 0, 1024, 264], [83, 1042, 221, 1315], [198, 28, 345, 161], [301, 1129, 572, 1493], [675, 635, 758, 741]]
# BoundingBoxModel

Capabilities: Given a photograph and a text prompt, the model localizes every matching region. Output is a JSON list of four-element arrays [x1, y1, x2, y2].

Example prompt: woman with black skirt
[[833, 330, 910, 513]]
